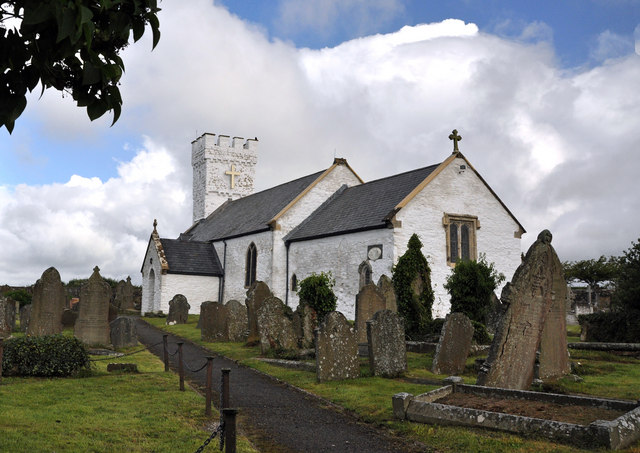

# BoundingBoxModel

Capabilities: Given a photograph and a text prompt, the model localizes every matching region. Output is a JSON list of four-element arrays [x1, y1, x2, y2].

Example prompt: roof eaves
[[286, 223, 389, 244]]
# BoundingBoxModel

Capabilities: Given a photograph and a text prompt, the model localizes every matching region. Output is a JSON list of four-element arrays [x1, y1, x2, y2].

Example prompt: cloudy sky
[[1, 0, 639, 285]]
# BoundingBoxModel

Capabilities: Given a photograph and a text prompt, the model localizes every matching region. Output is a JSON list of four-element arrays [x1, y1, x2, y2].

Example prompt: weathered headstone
[[75, 266, 112, 346], [167, 294, 190, 324], [477, 230, 570, 389], [431, 312, 475, 375], [225, 299, 248, 342], [245, 281, 273, 344], [200, 301, 228, 341], [28, 267, 66, 336], [354, 283, 387, 344], [114, 277, 136, 311], [19, 304, 32, 333], [256, 296, 296, 354], [292, 303, 317, 349], [0, 297, 14, 338], [377, 274, 397, 312], [367, 309, 407, 377], [61, 308, 78, 328], [315, 311, 359, 382], [110, 316, 138, 349]]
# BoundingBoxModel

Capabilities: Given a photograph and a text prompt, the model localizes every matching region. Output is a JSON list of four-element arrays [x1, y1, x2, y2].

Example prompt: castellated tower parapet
[[192, 132, 258, 223]]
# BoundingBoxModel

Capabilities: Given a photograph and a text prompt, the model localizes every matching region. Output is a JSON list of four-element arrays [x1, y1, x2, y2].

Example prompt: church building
[[141, 131, 525, 319]]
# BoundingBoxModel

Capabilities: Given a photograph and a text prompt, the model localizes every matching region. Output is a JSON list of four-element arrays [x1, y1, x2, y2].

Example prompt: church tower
[[191, 133, 258, 223]]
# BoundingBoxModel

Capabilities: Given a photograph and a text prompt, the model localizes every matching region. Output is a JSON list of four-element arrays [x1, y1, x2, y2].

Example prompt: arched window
[[358, 261, 373, 290], [148, 268, 156, 312], [291, 274, 298, 291], [245, 242, 257, 287], [444, 214, 478, 265]]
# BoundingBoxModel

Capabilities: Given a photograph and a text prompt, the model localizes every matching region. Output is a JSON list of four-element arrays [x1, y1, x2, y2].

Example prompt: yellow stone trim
[[150, 225, 169, 271]]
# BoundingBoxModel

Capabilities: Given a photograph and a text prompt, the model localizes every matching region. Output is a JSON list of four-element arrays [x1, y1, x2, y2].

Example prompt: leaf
[[22, 3, 53, 25], [56, 6, 77, 43], [81, 62, 101, 85], [87, 99, 108, 121], [149, 13, 160, 49]]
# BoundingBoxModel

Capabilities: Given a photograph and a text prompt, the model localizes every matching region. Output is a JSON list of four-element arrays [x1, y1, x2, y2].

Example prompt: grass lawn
[[146, 315, 640, 452], [0, 340, 257, 453]]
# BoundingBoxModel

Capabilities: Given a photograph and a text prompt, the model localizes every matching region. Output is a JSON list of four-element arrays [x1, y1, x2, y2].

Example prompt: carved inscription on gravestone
[[431, 312, 474, 375], [28, 267, 66, 336], [367, 309, 407, 377], [167, 294, 190, 324], [75, 266, 112, 346], [201, 301, 228, 342], [256, 296, 296, 354], [315, 311, 359, 382]]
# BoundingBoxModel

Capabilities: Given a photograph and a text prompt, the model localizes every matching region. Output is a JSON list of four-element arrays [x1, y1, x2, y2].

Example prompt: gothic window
[[444, 214, 479, 265], [291, 274, 298, 291], [358, 261, 373, 290], [245, 242, 257, 287]]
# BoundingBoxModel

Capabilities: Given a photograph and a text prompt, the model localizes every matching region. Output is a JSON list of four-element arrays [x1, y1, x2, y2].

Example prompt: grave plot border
[[393, 384, 640, 450]]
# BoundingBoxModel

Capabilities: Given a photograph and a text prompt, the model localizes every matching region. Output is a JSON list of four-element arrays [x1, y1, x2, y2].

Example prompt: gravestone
[[477, 230, 570, 389], [245, 281, 273, 344], [75, 266, 112, 346], [354, 283, 387, 344], [377, 275, 397, 312], [200, 301, 228, 341], [61, 308, 78, 328], [431, 312, 475, 375], [367, 309, 406, 377], [110, 316, 138, 349], [0, 297, 13, 338], [225, 300, 248, 342], [114, 277, 136, 311], [292, 304, 317, 349], [256, 296, 296, 354], [28, 267, 66, 336], [19, 304, 32, 333], [315, 311, 359, 382], [167, 294, 190, 324]]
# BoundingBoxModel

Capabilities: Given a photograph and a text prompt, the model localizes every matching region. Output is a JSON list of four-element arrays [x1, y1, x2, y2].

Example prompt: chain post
[[223, 408, 238, 453], [0, 338, 4, 383], [177, 342, 184, 391], [221, 368, 230, 409], [162, 334, 169, 372], [205, 356, 214, 416]]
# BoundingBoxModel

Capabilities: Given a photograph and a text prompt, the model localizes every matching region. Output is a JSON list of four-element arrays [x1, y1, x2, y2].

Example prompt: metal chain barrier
[[183, 360, 209, 373], [89, 341, 164, 362], [194, 423, 222, 453]]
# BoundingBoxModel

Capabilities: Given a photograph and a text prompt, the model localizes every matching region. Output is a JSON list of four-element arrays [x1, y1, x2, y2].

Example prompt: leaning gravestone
[[28, 267, 66, 336], [200, 301, 228, 341], [292, 303, 317, 349], [245, 281, 273, 344], [110, 316, 138, 349], [167, 294, 190, 324], [315, 311, 359, 382], [225, 300, 248, 342], [477, 230, 570, 389], [256, 296, 296, 354], [367, 309, 407, 377], [75, 266, 112, 346], [0, 297, 13, 338], [431, 312, 475, 375], [19, 304, 32, 333]]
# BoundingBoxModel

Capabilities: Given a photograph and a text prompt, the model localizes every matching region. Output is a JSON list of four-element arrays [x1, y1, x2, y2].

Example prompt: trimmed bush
[[2, 335, 91, 377], [297, 272, 337, 320], [578, 311, 640, 343]]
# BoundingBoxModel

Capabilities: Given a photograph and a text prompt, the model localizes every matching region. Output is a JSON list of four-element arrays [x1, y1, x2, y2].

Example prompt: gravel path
[[135, 319, 422, 453]]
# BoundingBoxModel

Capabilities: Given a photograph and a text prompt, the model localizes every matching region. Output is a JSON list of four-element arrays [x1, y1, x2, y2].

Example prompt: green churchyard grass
[[147, 315, 640, 452], [0, 341, 257, 453]]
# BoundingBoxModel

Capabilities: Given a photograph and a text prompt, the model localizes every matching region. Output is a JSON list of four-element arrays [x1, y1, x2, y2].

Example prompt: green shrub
[[392, 234, 435, 339], [578, 311, 640, 343], [3, 289, 32, 307], [615, 238, 640, 312], [471, 321, 492, 345], [443, 255, 504, 324], [2, 335, 92, 377], [297, 272, 337, 319]]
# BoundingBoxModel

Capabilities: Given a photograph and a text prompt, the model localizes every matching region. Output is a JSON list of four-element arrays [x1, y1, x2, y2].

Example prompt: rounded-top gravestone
[[27, 267, 66, 336]]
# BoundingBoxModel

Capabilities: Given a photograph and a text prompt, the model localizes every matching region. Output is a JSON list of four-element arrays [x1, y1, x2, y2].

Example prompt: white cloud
[[590, 30, 635, 62]]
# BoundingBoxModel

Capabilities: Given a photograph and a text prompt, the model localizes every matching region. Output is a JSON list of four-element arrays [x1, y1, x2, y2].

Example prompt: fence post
[[221, 368, 230, 409], [205, 356, 214, 416], [162, 334, 169, 372], [177, 342, 184, 391], [0, 338, 3, 383], [223, 408, 238, 453]]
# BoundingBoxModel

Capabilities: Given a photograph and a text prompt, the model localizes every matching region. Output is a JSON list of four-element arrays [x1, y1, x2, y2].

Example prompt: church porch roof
[[159, 239, 223, 276]]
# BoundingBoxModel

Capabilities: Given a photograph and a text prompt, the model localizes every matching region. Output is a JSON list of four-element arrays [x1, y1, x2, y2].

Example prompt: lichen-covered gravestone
[[19, 304, 32, 333], [477, 230, 570, 389], [245, 281, 273, 344], [315, 311, 359, 382], [431, 312, 474, 375], [28, 267, 66, 336], [200, 301, 228, 341], [292, 303, 317, 349], [110, 316, 138, 349], [0, 297, 14, 338], [75, 266, 112, 346], [225, 300, 248, 342], [167, 294, 190, 325], [377, 274, 397, 312], [355, 283, 387, 344], [367, 309, 407, 377], [256, 296, 296, 354], [114, 276, 136, 311]]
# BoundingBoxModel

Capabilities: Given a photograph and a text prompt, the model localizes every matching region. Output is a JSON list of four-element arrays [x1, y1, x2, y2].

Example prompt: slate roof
[[285, 164, 440, 243], [184, 170, 326, 242], [160, 239, 223, 276]]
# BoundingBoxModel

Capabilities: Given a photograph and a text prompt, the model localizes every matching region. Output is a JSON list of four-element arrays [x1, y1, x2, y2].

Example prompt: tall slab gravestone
[[200, 301, 228, 342], [293, 304, 317, 349], [19, 304, 32, 333], [0, 297, 14, 338], [367, 309, 407, 377], [110, 316, 138, 349], [75, 266, 112, 346], [477, 230, 570, 389], [256, 296, 296, 354], [225, 299, 248, 342], [114, 277, 136, 311], [167, 294, 190, 324], [315, 311, 359, 382], [245, 281, 272, 344], [355, 284, 387, 344], [431, 312, 474, 375], [28, 267, 66, 336]]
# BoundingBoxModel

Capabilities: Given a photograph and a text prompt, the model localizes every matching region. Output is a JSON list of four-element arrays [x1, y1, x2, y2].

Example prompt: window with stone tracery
[[443, 214, 479, 265], [245, 242, 257, 287]]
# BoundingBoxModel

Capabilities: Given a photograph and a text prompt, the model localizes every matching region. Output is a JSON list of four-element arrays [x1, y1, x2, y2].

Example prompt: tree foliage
[[3, 288, 32, 307], [615, 238, 640, 311], [297, 271, 337, 320], [444, 255, 504, 324], [1, 0, 161, 133], [562, 256, 618, 292], [392, 234, 434, 338]]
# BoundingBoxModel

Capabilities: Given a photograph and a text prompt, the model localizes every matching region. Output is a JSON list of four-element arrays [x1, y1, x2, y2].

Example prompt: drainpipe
[[219, 240, 227, 303], [285, 242, 290, 306]]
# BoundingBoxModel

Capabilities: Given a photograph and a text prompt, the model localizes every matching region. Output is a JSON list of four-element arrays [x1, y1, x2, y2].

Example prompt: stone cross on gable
[[225, 164, 241, 189], [449, 129, 462, 153]]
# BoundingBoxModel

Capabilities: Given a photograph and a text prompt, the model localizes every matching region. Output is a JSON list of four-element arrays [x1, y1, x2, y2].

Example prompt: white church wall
[[158, 274, 220, 315], [288, 228, 395, 319], [394, 156, 522, 318], [141, 240, 163, 314], [270, 163, 363, 300], [214, 231, 273, 303]]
